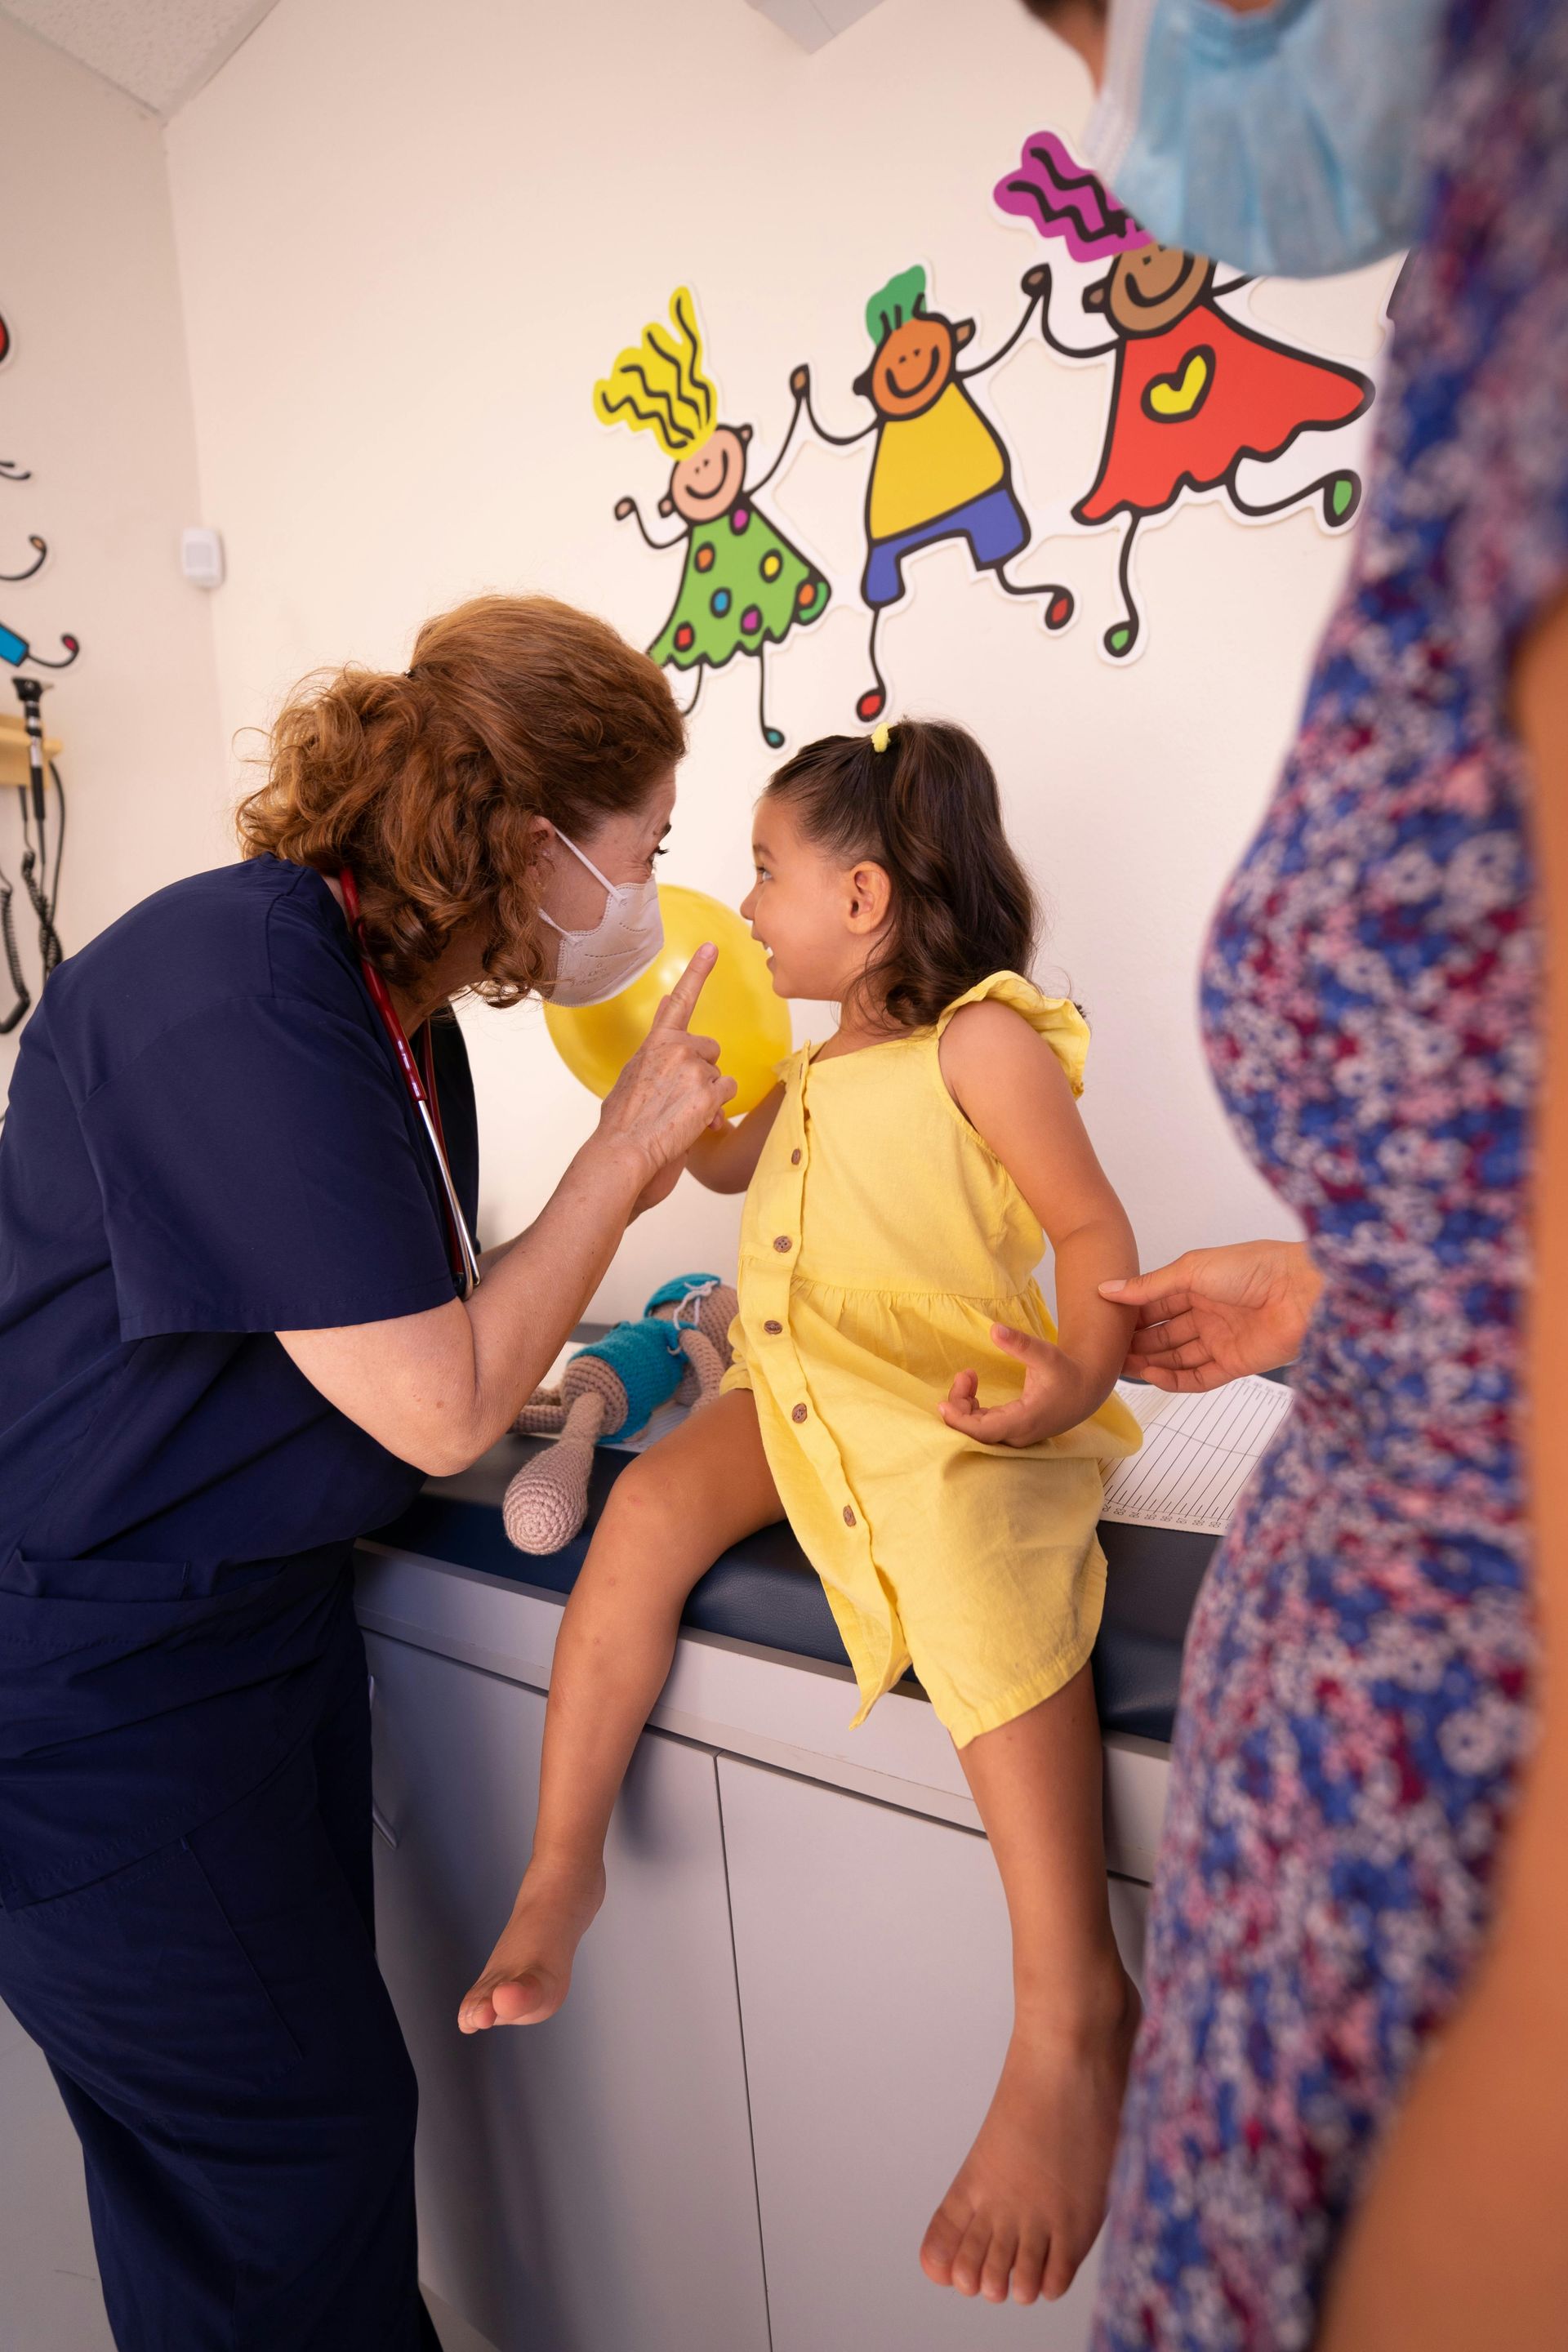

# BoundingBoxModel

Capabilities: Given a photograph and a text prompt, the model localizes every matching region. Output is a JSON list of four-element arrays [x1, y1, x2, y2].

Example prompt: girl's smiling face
[[740, 791, 892, 1005]]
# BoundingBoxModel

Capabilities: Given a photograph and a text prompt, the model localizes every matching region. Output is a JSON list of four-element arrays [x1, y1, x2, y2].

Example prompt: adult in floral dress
[[1023, 1, 1568, 2345]]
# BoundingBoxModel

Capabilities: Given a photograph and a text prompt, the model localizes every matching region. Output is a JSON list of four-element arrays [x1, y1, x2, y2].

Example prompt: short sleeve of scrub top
[[82, 931, 460, 1343], [65, 865, 461, 1345]]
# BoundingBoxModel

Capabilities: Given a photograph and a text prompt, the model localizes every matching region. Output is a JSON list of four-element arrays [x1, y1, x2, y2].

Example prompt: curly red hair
[[236, 594, 684, 1000]]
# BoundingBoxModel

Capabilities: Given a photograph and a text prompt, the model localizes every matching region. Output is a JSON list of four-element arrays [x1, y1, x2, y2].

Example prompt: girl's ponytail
[[764, 720, 1039, 1027]]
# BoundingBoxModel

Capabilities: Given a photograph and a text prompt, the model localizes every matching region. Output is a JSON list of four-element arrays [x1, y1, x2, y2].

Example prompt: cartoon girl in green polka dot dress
[[595, 288, 830, 749]]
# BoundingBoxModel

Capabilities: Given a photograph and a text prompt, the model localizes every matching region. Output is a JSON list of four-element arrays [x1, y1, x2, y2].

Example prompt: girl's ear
[[845, 859, 893, 934], [739, 423, 753, 443], [1085, 278, 1109, 312], [658, 493, 675, 516], [954, 318, 976, 349]]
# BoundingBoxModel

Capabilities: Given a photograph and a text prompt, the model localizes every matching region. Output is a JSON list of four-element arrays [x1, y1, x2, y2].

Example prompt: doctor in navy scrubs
[[0, 593, 733, 2351]]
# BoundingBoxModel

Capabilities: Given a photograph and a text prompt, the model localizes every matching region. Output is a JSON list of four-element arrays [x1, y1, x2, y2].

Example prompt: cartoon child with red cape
[[995, 131, 1374, 658]]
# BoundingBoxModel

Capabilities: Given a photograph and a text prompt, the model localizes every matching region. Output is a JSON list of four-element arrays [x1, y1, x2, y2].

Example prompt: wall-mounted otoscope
[[1, 675, 66, 1035]]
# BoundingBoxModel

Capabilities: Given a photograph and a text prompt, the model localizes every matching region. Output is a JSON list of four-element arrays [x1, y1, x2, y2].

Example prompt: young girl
[[461, 719, 1144, 2309]]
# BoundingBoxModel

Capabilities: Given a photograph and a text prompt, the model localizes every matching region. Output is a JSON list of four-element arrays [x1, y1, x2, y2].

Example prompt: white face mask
[[538, 826, 664, 1007]]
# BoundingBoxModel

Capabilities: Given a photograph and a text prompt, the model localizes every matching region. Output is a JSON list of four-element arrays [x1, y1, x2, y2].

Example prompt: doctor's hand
[[590, 945, 737, 1206], [940, 1325, 1098, 1448], [1099, 1241, 1321, 1392]]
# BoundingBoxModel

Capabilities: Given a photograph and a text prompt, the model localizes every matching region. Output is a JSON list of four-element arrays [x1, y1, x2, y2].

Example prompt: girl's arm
[[684, 1082, 785, 1195], [936, 1001, 1137, 1446]]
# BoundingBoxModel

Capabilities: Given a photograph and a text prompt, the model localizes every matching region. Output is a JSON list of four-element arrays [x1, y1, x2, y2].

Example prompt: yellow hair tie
[[871, 722, 891, 754]]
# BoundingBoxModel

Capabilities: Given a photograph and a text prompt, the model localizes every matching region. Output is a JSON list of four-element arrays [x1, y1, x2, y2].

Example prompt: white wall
[[0, 18, 225, 1103], [164, 0, 1399, 1316]]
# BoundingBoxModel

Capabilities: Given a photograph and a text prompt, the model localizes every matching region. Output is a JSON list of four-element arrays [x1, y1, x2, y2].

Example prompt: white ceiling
[[0, 0, 283, 118], [0, 0, 893, 117], [744, 0, 886, 50]]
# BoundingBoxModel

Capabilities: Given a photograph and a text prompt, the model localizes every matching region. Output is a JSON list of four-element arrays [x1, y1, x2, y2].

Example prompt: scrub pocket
[[0, 1554, 207, 1717], [0, 1547, 354, 1906], [1, 1550, 191, 1601], [0, 1807, 304, 2110]]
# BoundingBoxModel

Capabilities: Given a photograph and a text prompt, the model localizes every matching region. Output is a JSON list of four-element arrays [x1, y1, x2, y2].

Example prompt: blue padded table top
[[372, 1433, 1214, 1748]]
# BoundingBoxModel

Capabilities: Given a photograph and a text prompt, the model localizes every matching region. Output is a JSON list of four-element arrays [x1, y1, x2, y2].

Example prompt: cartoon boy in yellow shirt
[[794, 265, 1073, 721]]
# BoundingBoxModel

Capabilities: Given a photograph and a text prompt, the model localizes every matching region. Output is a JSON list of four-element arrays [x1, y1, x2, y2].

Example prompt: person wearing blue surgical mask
[[1085, 0, 1446, 280], [1003, 7, 1568, 2351]]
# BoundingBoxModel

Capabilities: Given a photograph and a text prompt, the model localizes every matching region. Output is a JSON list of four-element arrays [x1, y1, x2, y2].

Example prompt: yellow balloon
[[543, 884, 792, 1116]]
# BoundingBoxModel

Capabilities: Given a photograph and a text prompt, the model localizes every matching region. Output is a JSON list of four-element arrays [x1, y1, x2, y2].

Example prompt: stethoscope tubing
[[336, 866, 481, 1300], [412, 1081, 483, 1298]]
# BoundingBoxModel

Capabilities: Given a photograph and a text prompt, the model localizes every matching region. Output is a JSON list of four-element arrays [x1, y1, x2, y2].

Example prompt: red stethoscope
[[337, 867, 482, 1299]]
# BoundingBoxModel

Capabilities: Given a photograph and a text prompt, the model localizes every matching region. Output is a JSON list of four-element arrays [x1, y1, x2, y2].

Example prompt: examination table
[[357, 1430, 1210, 2352]]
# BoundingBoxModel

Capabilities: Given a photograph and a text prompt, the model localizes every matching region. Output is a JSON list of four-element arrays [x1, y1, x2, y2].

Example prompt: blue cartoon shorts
[[861, 483, 1029, 608]]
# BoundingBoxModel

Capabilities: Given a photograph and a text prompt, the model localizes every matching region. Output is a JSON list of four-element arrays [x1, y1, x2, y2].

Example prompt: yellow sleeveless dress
[[720, 971, 1142, 1746]]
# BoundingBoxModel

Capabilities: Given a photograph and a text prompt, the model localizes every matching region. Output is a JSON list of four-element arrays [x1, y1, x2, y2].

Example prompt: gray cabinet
[[365, 1631, 770, 2352], [717, 1753, 1148, 2352], [359, 1557, 1164, 2352]]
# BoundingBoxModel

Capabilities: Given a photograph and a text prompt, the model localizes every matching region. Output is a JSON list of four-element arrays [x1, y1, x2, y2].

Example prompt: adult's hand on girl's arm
[[1099, 1239, 1321, 1390], [278, 950, 734, 1476], [1316, 590, 1568, 2352]]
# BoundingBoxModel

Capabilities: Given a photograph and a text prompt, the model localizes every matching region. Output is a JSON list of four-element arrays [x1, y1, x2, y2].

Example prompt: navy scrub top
[[0, 856, 479, 1907]]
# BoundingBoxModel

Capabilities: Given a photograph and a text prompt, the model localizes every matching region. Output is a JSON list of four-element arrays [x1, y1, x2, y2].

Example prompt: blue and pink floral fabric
[[1095, 3, 1568, 2344]]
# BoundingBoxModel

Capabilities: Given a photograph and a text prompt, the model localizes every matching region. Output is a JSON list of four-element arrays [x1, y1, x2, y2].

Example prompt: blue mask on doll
[[1084, 0, 1446, 279]]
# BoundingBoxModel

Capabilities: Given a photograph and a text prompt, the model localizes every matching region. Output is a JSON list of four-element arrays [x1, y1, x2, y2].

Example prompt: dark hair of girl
[[763, 720, 1040, 1028]]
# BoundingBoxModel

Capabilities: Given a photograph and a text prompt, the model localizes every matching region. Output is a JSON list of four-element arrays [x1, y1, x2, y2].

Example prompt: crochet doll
[[502, 1275, 737, 1555]]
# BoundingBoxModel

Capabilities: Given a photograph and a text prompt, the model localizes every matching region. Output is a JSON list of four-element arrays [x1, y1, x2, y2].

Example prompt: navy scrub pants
[[0, 1627, 441, 2352]]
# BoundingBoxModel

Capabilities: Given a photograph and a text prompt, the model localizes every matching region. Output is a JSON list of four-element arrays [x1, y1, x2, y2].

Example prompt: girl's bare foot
[[457, 1858, 607, 2033], [920, 1971, 1142, 2306]]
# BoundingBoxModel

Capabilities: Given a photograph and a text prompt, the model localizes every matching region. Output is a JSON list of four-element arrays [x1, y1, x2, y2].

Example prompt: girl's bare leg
[[920, 1663, 1141, 2306], [459, 1391, 780, 2032]]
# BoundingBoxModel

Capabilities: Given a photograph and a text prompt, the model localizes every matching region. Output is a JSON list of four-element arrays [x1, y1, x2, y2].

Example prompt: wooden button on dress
[[842, 1506, 856, 1526], [791, 1402, 808, 1423], [773, 1235, 792, 1252], [764, 1320, 782, 1335], [791, 1149, 802, 1165]]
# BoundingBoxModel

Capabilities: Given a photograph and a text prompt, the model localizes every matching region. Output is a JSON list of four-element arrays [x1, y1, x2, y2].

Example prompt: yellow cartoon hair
[[594, 286, 717, 461]]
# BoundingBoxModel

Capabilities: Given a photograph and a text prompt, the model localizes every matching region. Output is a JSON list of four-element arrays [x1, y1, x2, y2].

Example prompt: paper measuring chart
[[1101, 1374, 1294, 1537]]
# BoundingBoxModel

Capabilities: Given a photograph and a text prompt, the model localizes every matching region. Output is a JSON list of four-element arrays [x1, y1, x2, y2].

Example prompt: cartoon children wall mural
[[996, 131, 1374, 660], [593, 140, 1379, 734], [594, 287, 830, 749], [793, 264, 1074, 724]]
